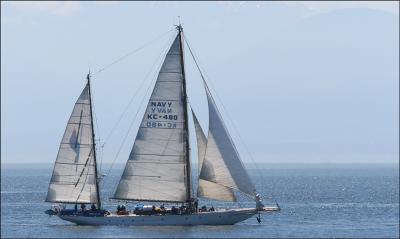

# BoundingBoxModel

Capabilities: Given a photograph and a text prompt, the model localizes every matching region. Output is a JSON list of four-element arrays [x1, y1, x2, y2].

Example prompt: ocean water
[[1, 163, 399, 238]]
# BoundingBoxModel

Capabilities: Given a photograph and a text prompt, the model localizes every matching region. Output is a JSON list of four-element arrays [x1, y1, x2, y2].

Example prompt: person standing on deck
[[194, 199, 198, 213]]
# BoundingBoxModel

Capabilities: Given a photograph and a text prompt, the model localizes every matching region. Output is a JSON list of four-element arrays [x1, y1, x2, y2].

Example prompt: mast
[[87, 73, 101, 209], [178, 25, 192, 201]]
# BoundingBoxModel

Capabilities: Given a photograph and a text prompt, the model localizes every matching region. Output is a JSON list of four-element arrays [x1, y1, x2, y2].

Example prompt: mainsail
[[195, 83, 256, 200], [46, 82, 100, 206], [192, 110, 236, 201], [113, 32, 190, 202]]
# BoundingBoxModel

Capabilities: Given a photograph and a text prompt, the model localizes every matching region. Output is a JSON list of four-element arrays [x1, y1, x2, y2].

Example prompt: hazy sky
[[1, 1, 399, 165]]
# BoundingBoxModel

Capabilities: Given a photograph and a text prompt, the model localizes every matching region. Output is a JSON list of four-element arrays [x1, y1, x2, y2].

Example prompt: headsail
[[46, 82, 99, 205], [197, 84, 256, 198], [113, 33, 190, 202], [191, 111, 206, 174], [192, 110, 236, 201]]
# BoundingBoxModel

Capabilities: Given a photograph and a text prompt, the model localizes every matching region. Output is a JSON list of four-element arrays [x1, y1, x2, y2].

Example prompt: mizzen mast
[[87, 72, 101, 209]]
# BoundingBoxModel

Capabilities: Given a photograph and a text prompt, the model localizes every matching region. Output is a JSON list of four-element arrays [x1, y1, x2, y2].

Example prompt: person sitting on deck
[[117, 205, 121, 212], [160, 205, 166, 214], [200, 205, 207, 212], [179, 205, 184, 214], [117, 205, 128, 215], [210, 206, 215, 212], [171, 206, 177, 214], [80, 203, 86, 211], [91, 204, 96, 211]]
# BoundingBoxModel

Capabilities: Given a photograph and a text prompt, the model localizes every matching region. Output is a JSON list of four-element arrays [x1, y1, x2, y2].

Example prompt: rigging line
[[189, 44, 272, 203], [76, 154, 93, 203], [192, 51, 263, 189], [183, 37, 238, 176], [99, 31, 177, 149], [99, 144, 104, 176], [101, 32, 177, 185], [102, 62, 159, 184], [184, 34, 273, 201], [74, 149, 93, 203], [74, 149, 93, 187], [92, 28, 174, 76], [74, 110, 83, 149]]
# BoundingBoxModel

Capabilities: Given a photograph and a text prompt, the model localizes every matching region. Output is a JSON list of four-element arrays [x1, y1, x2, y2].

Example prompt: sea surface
[[1, 163, 399, 238]]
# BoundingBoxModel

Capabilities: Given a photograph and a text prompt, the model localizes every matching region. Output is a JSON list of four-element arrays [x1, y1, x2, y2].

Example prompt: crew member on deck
[[194, 199, 198, 213], [80, 203, 86, 211]]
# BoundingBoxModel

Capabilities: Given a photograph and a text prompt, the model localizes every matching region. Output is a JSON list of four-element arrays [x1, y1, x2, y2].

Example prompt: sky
[[1, 1, 399, 165]]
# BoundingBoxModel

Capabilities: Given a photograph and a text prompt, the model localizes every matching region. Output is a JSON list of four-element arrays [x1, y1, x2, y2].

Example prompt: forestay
[[199, 85, 256, 198], [46, 83, 99, 204], [192, 110, 236, 201], [113, 35, 189, 202]]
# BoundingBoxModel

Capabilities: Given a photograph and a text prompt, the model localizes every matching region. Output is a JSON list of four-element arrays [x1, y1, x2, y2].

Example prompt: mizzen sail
[[46, 83, 99, 205], [113, 34, 190, 202]]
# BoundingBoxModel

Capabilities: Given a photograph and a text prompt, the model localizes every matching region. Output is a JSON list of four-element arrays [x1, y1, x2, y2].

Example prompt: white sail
[[192, 110, 236, 201], [113, 35, 189, 202], [46, 83, 99, 204], [200, 85, 256, 197], [191, 111, 206, 174]]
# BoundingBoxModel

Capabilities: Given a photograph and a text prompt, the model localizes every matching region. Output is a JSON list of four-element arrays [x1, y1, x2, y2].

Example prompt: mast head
[[86, 70, 91, 83], [176, 24, 183, 33], [175, 16, 183, 32]]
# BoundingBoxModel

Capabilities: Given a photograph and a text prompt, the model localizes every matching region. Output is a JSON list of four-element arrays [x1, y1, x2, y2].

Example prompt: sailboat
[[45, 25, 280, 225]]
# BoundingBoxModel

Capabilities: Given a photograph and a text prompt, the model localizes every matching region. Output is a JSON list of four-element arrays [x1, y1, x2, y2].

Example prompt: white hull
[[59, 208, 258, 225]]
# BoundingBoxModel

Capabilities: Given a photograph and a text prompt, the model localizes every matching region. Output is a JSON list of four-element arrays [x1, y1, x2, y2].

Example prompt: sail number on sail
[[146, 101, 178, 128]]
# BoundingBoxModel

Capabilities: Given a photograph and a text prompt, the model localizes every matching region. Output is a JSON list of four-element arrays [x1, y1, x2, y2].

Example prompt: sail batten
[[110, 197, 185, 203], [46, 83, 99, 205], [113, 33, 190, 202]]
